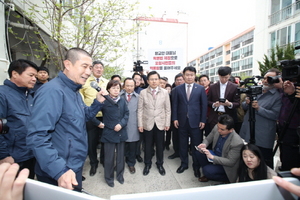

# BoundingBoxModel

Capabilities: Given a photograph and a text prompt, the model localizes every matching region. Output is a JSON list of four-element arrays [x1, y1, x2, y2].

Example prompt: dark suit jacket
[[207, 81, 240, 126], [172, 83, 207, 128]]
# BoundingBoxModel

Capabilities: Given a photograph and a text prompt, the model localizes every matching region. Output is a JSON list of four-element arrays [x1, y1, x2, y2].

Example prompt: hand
[[296, 86, 300, 98], [57, 169, 77, 190], [138, 127, 144, 132], [245, 97, 250, 104], [114, 124, 122, 132], [251, 100, 259, 110], [98, 122, 105, 128], [0, 156, 14, 165], [224, 100, 232, 107], [201, 148, 214, 160], [96, 90, 108, 103], [199, 122, 205, 130], [165, 126, 170, 131], [198, 143, 206, 149], [174, 120, 179, 129], [273, 168, 300, 197], [213, 101, 220, 108], [283, 81, 295, 95], [0, 163, 29, 200]]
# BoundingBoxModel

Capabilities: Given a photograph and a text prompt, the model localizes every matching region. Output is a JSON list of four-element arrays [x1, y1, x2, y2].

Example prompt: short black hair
[[218, 66, 232, 76], [106, 80, 121, 92], [266, 68, 281, 76], [174, 73, 183, 81], [183, 66, 196, 74], [111, 74, 122, 81], [199, 74, 209, 80], [65, 48, 91, 65], [123, 77, 136, 85], [92, 60, 104, 67], [38, 66, 49, 75], [147, 71, 160, 80], [218, 114, 235, 130], [132, 72, 142, 79], [8, 59, 38, 78]]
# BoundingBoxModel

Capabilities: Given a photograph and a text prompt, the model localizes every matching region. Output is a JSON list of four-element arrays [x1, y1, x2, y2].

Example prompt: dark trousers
[[204, 122, 212, 137], [279, 128, 300, 170], [178, 118, 203, 169], [18, 157, 36, 179], [143, 124, 164, 166], [36, 168, 83, 192], [171, 122, 179, 155], [258, 146, 273, 169], [104, 142, 125, 185], [86, 119, 104, 167], [194, 151, 229, 182], [125, 141, 138, 167], [165, 129, 171, 148], [136, 132, 144, 156]]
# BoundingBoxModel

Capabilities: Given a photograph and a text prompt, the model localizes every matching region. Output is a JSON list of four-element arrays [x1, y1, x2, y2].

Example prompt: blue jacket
[[27, 71, 102, 180], [100, 97, 129, 143], [0, 80, 34, 162]]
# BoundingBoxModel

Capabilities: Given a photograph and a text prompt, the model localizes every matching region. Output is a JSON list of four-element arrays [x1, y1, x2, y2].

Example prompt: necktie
[[187, 84, 191, 100], [152, 89, 156, 99], [127, 94, 131, 102], [96, 78, 99, 83]]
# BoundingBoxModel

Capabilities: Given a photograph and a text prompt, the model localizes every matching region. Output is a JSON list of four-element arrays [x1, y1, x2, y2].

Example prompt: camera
[[267, 75, 281, 84], [219, 98, 226, 103], [237, 78, 263, 96], [133, 60, 143, 72], [0, 118, 9, 134], [278, 59, 300, 83]]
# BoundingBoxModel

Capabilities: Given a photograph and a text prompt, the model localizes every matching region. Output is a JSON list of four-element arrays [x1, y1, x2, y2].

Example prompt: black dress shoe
[[136, 155, 143, 163], [194, 169, 200, 178], [143, 165, 151, 176], [89, 166, 97, 176], [168, 153, 179, 159], [176, 166, 188, 173], [165, 145, 170, 150], [82, 176, 86, 181], [157, 165, 166, 176]]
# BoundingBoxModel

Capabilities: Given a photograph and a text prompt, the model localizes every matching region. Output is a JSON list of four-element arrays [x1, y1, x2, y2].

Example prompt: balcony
[[269, 1, 300, 27]]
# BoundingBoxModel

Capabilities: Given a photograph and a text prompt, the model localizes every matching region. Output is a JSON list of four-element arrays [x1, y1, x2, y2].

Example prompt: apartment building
[[188, 27, 255, 83]]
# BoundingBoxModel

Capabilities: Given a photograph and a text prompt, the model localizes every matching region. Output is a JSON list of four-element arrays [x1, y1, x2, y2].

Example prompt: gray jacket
[[239, 88, 282, 149], [120, 90, 139, 142]]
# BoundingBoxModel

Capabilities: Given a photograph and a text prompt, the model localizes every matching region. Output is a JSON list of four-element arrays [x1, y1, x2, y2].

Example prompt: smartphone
[[219, 98, 226, 103]]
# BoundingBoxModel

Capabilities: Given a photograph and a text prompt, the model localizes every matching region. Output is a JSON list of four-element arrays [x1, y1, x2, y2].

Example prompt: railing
[[269, 1, 300, 26]]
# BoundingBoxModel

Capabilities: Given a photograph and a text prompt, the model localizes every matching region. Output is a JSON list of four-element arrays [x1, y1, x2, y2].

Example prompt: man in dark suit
[[207, 66, 240, 130], [172, 66, 207, 176]]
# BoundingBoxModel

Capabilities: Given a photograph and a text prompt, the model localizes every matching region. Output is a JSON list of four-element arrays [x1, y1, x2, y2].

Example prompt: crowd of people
[[0, 47, 300, 199]]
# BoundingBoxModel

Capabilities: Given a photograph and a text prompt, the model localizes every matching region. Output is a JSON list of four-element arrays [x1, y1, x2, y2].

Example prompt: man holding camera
[[277, 79, 300, 171], [240, 69, 282, 169], [207, 66, 240, 131]]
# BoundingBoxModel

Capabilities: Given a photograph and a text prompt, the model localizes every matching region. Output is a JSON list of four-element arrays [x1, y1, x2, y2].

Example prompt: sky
[[137, 0, 256, 61]]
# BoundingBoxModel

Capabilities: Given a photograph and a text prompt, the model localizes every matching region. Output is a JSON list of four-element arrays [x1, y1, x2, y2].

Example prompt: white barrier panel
[[24, 179, 106, 200], [111, 178, 300, 200]]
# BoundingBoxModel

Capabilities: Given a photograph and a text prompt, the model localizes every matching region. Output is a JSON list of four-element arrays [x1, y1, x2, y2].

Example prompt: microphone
[[90, 81, 116, 105]]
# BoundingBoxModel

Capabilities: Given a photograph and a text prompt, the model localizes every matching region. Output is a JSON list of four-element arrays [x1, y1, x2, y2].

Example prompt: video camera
[[0, 118, 9, 134], [278, 59, 300, 84], [133, 60, 143, 72], [237, 78, 263, 96]]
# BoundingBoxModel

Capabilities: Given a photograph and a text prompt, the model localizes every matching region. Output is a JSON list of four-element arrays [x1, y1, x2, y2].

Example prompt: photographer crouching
[[240, 68, 282, 169]]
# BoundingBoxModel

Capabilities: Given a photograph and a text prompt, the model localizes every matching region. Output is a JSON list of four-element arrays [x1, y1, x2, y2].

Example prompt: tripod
[[248, 96, 258, 144]]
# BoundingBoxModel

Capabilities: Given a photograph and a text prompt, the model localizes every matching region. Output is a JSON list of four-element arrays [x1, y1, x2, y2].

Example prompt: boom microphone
[[90, 81, 116, 105]]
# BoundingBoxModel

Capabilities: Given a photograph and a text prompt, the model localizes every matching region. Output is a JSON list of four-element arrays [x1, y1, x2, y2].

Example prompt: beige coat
[[138, 87, 171, 131]]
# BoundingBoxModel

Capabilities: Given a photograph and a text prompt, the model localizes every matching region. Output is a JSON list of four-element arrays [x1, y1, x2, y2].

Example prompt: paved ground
[[81, 146, 280, 199]]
